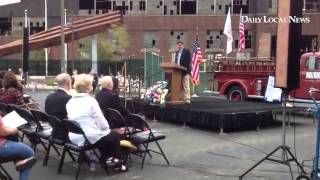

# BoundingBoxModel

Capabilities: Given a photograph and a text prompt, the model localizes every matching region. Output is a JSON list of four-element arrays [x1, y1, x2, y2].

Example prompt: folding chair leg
[[39, 141, 48, 151], [0, 170, 6, 179], [75, 153, 84, 180], [43, 142, 52, 166], [58, 148, 67, 174], [67, 150, 76, 162], [154, 140, 170, 165], [52, 144, 61, 156], [140, 143, 150, 169], [0, 165, 12, 180], [21, 134, 25, 142], [143, 144, 152, 159], [32, 142, 37, 152]]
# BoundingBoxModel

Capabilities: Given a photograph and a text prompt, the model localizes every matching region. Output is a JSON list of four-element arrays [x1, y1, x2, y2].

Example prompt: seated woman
[[66, 74, 127, 172], [0, 116, 37, 180], [0, 71, 24, 105]]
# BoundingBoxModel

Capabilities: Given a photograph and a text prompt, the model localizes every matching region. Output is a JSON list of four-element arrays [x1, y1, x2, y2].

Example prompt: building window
[[181, 0, 196, 14], [160, 1, 163, 6], [19, 22, 23, 26], [129, 1, 133, 10], [36, 22, 39, 27], [139, 1, 146, 10], [80, 0, 111, 10], [143, 32, 159, 48], [245, 31, 252, 48], [225, 5, 230, 14], [269, 0, 272, 8], [199, 61, 206, 72], [233, 0, 243, 5], [206, 30, 223, 49], [235, 31, 252, 48], [233, 0, 249, 13], [164, 5, 167, 14], [305, 0, 320, 12], [170, 31, 186, 49]]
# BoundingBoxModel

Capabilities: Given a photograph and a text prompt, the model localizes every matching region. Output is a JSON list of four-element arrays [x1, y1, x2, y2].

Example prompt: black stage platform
[[125, 97, 283, 132]]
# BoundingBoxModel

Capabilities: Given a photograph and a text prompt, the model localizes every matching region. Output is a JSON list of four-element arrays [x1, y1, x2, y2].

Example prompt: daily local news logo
[[241, 16, 311, 24]]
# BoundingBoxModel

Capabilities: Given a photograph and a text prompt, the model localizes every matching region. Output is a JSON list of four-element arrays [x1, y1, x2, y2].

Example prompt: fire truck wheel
[[227, 86, 246, 101]]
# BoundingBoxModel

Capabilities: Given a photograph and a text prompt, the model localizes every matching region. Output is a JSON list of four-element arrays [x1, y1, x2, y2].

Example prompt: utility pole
[[44, 0, 48, 76], [60, 0, 66, 73], [64, 9, 68, 72], [91, 0, 98, 73]]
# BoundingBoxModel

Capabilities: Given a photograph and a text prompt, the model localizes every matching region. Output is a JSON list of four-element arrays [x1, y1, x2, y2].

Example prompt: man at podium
[[175, 41, 192, 104]]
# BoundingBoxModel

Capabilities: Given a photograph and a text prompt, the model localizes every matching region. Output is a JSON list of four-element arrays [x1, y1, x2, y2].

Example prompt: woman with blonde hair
[[66, 74, 127, 172]]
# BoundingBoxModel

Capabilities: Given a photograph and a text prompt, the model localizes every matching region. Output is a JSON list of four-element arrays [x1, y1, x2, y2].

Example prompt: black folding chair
[[9, 105, 44, 150], [58, 120, 104, 180], [43, 114, 75, 167], [30, 110, 71, 166], [126, 114, 170, 169], [0, 162, 12, 180], [30, 109, 53, 146], [102, 107, 126, 129]]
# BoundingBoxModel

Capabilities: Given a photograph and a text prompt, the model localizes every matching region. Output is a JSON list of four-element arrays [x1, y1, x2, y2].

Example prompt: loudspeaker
[[275, 0, 303, 90], [22, 27, 29, 72]]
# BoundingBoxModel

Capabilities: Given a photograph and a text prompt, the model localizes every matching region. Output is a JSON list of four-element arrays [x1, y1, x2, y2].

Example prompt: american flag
[[238, 9, 245, 52], [191, 34, 203, 85]]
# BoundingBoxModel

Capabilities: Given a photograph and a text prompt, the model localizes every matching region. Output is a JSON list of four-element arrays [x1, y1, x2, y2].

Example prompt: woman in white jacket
[[66, 74, 127, 172]]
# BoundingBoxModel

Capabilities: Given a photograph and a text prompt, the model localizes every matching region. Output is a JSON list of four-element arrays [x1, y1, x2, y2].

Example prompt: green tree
[[29, 50, 45, 61], [78, 24, 129, 61]]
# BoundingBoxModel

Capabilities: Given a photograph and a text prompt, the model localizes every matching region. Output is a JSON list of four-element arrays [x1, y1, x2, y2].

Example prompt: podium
[[160, 62, 187, 104]]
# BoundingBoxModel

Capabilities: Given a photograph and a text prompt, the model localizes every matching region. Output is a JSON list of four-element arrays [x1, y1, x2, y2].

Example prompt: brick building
[[0, 0, 319, 74]]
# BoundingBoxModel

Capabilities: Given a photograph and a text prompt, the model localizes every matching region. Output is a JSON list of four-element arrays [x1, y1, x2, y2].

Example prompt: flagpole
[[231, 0, 233, 14], [238, 8, 242, 53]]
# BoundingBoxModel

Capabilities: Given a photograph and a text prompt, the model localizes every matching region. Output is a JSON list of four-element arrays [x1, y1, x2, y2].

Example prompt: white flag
[[224, 8, 233, 54], [0, 0, 21, 6]]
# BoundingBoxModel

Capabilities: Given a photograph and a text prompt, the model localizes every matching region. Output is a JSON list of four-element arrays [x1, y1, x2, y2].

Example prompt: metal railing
[[121, 67, 164, 98]]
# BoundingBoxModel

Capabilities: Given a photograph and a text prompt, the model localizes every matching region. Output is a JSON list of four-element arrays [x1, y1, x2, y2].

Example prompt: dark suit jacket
[[175, 48, 192, 75], [45, 89, 71, 120], [95, 88, 129, 117]]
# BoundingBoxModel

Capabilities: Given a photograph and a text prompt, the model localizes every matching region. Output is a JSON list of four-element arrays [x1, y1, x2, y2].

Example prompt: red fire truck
[[212, 52, 320, 102]]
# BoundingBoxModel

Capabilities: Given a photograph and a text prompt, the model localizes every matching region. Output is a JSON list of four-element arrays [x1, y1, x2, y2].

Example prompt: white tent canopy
[[0, 0, 21, 6]]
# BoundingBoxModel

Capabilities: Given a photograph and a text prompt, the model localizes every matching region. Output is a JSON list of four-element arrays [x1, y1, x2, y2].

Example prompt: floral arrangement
[[145, 81, 169, 105]]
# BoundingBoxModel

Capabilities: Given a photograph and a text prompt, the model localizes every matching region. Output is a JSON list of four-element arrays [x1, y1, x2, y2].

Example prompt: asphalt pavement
[[2, 90, 318, 180]]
